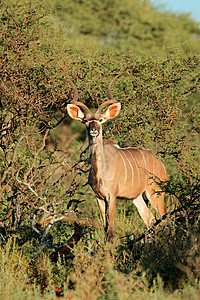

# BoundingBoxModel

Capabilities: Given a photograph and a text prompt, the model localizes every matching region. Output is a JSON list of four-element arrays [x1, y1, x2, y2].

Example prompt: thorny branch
[[32, 210, 100, 256], [14, 157, 98, 257], [16, 172, 47, 203], [123, 200, 200, 246], [1, 132, 26, 183]]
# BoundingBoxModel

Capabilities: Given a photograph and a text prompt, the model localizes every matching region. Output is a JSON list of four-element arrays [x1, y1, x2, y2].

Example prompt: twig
[[16, 172, 47, 203], [0, 232, 7, 243], [51, 215, 101, 230], [32, 212, 101, 257], [121, 202, 199, 246], [1, 133, 25, 183], [175, 262, 195, 285], [41, 215, 56, 242]]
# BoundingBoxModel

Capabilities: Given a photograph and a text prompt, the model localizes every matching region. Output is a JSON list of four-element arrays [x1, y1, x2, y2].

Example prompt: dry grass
[[0, 208, 199, 300]]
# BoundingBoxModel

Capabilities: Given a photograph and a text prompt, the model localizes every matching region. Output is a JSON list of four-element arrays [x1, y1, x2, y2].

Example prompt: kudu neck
[[88, 131, 106, 170]]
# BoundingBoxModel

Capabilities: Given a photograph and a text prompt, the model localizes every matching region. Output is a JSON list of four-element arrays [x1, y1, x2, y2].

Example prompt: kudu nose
[[90, 128, 99, 137]]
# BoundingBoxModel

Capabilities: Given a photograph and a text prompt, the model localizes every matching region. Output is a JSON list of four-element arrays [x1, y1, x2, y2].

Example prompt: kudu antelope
[[67, 76, 167, 239]]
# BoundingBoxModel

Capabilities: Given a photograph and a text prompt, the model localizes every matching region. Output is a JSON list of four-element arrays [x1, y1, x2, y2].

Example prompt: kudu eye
[[82, 118, 87, 124]]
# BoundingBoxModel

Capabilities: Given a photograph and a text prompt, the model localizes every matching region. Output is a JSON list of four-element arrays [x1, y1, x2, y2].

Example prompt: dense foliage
[[54, 0, 200, 53], [0, 0, 199, 299]]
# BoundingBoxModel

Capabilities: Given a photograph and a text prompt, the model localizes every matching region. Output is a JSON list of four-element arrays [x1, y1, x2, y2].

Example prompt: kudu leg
[[133, 194, 154, 228], [106, 195, 116, 240], [97, 196, 116, 240], [96, 198, 106, 230]]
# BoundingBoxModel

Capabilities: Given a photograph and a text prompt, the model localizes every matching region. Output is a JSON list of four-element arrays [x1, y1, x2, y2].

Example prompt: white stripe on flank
[[122, 151, 134, 185], [160, 160, 166, 175], [118, 151, 127, 183], [138, 149, 147, 170], [127, 149, 140, 186], [138, 149, 147, 185], [114, 144, 137, 150], [152, 156, 155, 178]]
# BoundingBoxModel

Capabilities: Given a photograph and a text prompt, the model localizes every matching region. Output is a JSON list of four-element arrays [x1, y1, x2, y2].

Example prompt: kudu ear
[[102, 103, 121, 122], [67, 104, 84, 121]]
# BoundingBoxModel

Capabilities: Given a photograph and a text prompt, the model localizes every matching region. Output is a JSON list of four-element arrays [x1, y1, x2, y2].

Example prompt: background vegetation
[[0, 0, 199, 299]]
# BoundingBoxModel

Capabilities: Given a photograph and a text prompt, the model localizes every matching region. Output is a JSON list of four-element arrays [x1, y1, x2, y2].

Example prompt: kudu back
[[67, 75, 167, 240]]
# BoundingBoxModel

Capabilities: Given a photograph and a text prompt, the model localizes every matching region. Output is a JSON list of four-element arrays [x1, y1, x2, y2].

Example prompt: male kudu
[[67, 76, 167, 239]]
